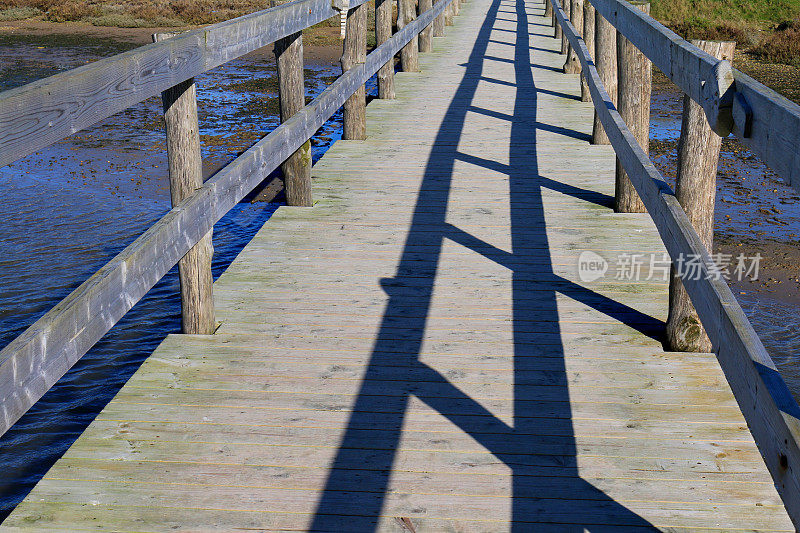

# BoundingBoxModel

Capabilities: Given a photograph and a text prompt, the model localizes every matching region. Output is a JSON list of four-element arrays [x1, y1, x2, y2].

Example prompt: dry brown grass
[[0, 0, 274, 26], [651, 0, 800, 65], [753, 17, 800, 66]]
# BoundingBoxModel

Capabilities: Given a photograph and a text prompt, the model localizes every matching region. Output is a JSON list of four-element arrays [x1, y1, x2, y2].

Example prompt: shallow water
[[0, 35, 368, 519], [649, 82, 800, 398], [650, 87, 800, 243], [1, 35, 799, 520]]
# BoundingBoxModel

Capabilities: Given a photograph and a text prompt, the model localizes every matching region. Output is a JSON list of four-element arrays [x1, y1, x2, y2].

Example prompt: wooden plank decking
[[1, 0, 793, 530]]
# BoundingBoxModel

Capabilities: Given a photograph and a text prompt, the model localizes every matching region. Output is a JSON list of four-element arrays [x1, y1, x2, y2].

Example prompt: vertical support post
[[398, 0, 420, 70], [153, 33, 214, 335], [452, 0, 460, 16], [445, 0, 454, 26], [274, 32, 313, 206], [375, 0, 396, 98], [614, 1, 651, 213], [667, 40, 736, 352], [554, 0, 562, 42], [592, 9, 617, 145], [560, 0, 570, 55], [580, 0, 595, 102], [563, 0, 582, 73], [433, 0, 446, 36], [419, 0, 433, 52], [341, 2, 368, 139], [545, 0, 553, 24]]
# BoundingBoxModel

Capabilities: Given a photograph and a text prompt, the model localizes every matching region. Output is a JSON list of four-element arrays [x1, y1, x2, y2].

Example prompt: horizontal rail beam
[[551, 0, 800, 525], [588, 0, 800, 191], [731, 70, 800, 189], [0, 0, 452, 439], [0, 0, 368, 170]]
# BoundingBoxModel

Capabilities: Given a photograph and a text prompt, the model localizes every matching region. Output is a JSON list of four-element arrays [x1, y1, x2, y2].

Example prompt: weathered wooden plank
[[666, 40, 735, 353], [0, 0, 365, 169], [552, 0, 800, 525], [0, 0, 455, 438], [341, 2, 368, 139], [587, 0, 800, 191], [153, 33, 216, 335], [3, 2, 793, 530], [275, 32, 313, 206]]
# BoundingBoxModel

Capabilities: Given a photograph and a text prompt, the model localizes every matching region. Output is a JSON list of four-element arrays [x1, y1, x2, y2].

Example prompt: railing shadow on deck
[[310, 0, 659, 529]]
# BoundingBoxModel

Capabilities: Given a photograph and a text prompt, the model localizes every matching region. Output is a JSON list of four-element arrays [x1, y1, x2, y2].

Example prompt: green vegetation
[[0, 0, 796, 65], [0, 6, 40, 20], [651, 0, 800, 65]]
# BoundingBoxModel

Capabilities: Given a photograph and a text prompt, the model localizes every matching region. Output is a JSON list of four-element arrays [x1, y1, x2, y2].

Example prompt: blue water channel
[[0, 34, 377, 518]]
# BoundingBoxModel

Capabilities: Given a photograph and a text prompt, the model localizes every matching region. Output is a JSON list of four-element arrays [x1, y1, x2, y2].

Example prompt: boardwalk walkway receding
[[2, 0, 793, 530]]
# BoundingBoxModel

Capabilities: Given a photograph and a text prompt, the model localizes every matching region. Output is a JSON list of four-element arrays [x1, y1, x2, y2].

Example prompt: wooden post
[[433, 0, 445, 36], [341, 3, 368, 139], [666, 41, 736, 353], [592, 9, 617, 145], [452, 0, 460, 16], [153, 33, 214, 335], [445, 0, 454, 26], [398, 0, 420, 70], [375, 0, 396, 98], [562, 0, 582, 73], [545, 0, 553, 24], [614, 1, 651, 213], [554, 0, 562, 42], [580, 1, 595, 102], [274, 32, 313, 206], [560, 0, 570, 55], [419, 0, 433, 52]]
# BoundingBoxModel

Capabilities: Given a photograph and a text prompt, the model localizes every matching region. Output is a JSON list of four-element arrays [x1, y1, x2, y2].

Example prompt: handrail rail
[[551, 0, 800, 525], [0, 0, 368, 169], [0, 0, 453, 436], [589, 0, 800, 189]]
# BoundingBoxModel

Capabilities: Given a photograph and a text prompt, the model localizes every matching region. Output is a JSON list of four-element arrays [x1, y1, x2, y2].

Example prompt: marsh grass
[[651, 0, 800, 65], [753, 17, 800, 66], [0, 0, 796, 64], [0, 5, 40, 20]]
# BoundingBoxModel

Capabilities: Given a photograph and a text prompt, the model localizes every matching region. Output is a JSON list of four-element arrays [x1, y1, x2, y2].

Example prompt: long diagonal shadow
[[310, 0, 659, 529]]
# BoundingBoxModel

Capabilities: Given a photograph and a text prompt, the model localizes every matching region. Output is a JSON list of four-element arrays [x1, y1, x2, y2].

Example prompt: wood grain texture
[[398, 0, 420, 71], [553, 0, 800, 524], [375, 0, 397, 98], [580, 0, 595, 102], [614, 1, 649, 213], [666, 40, 735, 353], [0, 0, 370, 169], [419, 0, 434, 52], [341, 4, 368, 140], [586, 0, 730, 133], [275, 32, 313, 206], [592, 7, 616, 145], [154, 33, 216, 336], [0, 0, 453, 440], [562, 0, 582, 73], [586, 0, 800, 191], [433, 0, 446, 35], [560, 0, 569, 54], [3, 1, 792, 529]]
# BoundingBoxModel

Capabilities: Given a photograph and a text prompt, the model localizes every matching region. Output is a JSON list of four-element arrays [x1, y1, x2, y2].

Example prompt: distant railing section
[[0, 0, 458, 437], [549, 0, 800, 526]]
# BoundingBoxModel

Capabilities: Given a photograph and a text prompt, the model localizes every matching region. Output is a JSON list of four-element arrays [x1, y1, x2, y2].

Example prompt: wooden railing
[[0, 0, 458, 436], [549, 0, 800, 525]]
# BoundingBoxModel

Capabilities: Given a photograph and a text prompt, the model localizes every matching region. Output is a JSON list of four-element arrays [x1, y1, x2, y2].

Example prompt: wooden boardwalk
[[2, 0, 793, 530]]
